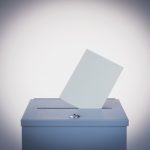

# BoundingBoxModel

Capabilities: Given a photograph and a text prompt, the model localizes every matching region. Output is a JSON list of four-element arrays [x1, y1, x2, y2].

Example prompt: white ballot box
[[21, 98, 128, 150]]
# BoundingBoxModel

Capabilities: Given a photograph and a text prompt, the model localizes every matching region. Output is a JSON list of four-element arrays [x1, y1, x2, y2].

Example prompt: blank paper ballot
[[60, 50, 123, 108]]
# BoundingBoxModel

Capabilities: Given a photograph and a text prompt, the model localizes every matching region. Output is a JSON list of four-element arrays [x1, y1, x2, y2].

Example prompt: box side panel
[[22, 126, 127, 150]]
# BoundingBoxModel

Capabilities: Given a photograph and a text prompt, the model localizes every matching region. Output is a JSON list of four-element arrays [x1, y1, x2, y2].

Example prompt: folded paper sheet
[[60, 50, 123, 108]]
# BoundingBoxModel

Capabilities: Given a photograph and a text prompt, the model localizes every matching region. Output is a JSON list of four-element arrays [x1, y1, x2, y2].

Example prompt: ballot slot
[[102, 107, 112, 109], [37, 107, 78, 109], [36, 107, 112, 109]]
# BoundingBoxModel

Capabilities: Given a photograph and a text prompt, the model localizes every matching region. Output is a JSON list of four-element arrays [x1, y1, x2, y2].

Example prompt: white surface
[[60, 50, 123, 108]]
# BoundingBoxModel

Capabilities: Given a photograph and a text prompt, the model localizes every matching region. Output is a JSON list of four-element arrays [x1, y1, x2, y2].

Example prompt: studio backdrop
[[0, 1, 149, 150]]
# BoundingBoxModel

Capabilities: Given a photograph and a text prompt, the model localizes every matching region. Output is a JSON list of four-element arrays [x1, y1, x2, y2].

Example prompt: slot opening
[[37, 108, 78, 109], [36, 107, 112, 109], [102, 107, 112, 109]]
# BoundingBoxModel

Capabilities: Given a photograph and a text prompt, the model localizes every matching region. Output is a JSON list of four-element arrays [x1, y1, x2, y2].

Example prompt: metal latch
[[69, 114, 80, 119]]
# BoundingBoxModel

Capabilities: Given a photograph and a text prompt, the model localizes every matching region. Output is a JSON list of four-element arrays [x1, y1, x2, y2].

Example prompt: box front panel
[[22, 126, 127, 150]]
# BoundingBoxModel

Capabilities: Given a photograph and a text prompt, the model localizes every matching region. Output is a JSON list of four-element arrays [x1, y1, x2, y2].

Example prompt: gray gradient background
[[0, 0, 149, 150]]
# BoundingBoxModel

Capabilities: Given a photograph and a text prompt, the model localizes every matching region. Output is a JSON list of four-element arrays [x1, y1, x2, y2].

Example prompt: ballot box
[[21, 98, 128, 150]]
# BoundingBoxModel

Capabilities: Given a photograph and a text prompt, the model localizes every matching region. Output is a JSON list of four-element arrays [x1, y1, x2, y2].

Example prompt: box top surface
[[21, 98, 128, 127]]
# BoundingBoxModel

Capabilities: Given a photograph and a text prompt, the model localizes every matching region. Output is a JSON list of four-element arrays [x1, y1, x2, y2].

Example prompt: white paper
[[60, 50, 123, 108]]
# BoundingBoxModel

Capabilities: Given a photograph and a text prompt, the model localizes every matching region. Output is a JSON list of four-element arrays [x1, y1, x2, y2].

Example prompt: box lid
[[21, 98, 129, 127]]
